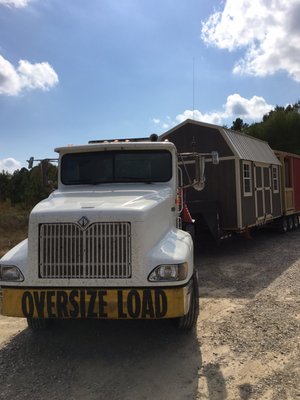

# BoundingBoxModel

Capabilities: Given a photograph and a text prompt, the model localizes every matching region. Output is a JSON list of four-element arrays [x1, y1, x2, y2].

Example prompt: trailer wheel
[[288, 216, 294, 231], [279, 217, 288, 233], [175, 275, 199, 330], [27, 318, 49, 330], [293, 214, 299, 229]]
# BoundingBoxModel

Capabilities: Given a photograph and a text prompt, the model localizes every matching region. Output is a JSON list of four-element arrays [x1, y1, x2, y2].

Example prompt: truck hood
[[31, 185, 174, 222]]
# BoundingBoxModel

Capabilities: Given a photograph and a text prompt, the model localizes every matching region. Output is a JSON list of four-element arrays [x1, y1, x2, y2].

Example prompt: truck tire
[[279, 217, 288, 233], [175, 275, 199, 330], [288, 216, 294, 231], [27, 318, 49, 330], [185, 223, 195, 243], [293, 214, 299, 229]]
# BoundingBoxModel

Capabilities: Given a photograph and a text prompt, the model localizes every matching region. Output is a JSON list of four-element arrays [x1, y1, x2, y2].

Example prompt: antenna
[[193, 56, 195, 120]]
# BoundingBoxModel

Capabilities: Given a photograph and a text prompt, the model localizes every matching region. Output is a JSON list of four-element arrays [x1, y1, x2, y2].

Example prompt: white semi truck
[[0, 136, 217, 330]]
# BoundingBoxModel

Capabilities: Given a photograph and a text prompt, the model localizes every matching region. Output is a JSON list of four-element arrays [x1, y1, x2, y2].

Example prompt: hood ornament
[[77, 216, 90, 229]]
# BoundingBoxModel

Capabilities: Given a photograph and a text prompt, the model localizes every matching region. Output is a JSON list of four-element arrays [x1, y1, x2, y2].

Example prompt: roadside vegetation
[[0, 202, 29, 258], [230, 101, 300, 155], [0, 163, 57, 257]]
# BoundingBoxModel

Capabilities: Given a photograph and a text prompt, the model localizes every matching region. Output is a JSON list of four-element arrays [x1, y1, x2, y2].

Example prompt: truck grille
[[39, 222, 131, 279]]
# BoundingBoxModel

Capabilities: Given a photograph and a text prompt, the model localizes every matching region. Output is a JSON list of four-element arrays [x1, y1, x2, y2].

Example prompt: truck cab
[[0, 139, 199, 330]]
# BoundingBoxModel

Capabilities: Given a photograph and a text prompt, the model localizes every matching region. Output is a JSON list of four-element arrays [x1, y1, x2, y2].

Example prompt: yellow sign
[[2, 287, 189, 319]]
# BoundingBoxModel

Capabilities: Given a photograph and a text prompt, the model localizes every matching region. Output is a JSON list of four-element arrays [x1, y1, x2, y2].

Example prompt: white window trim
[[243, 161, 253, 197], [272, 165, 279, 193]]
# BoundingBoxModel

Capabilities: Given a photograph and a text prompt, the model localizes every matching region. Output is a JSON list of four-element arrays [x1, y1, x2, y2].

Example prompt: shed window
[[272, 166, 279, 193], [243, 162, 252, 196]]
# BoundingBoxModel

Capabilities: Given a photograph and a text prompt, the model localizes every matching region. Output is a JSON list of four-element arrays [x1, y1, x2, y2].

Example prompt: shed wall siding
[[272, 193, 282, 216], [186, 160, 237, 229], [293, 158, 300, 212], [165, 123, 234, 157]]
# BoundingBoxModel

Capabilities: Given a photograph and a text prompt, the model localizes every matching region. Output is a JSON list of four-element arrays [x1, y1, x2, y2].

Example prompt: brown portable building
[[161, 119, 282, 238], [274, 150, 300, 223]]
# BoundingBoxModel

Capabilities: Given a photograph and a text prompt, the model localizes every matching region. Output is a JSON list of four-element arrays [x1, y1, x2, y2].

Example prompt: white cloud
[[201, 0, 300, 82], [224, 94, 273, 120], [0, 158, 22, 173], [152, 118, 160, 124], [18, 60, 59, 91], [176, 110, 223, 125], [176, 94, 273, 125], [0, 0, 29, 7], [0, 54, 59, 96], [0, 55, 20, 95]]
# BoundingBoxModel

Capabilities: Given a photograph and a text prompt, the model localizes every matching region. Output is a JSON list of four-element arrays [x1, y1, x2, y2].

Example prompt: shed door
[[263, 167, 272, 216], [254, 165, 272, 221]]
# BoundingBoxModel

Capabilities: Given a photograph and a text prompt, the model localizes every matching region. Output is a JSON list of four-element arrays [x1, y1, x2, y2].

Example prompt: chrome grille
[[39, 222, 131, 279]]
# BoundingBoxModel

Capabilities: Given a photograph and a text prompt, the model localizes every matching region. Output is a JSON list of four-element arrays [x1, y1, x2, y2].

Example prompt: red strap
[[182, 204, 193, 223]]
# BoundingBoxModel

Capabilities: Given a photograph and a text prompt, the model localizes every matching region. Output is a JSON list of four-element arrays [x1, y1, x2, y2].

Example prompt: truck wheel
[[288, 216, 294, 231], [279, 217, 288, 233], [293, 214, 299, 229], [175, 275, 199, 330], [27, 318, 49, 330], [185, 223, 195, 243]]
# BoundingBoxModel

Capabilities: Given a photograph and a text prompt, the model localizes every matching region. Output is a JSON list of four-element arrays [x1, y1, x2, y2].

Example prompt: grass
[[0, 202, 29, 258]]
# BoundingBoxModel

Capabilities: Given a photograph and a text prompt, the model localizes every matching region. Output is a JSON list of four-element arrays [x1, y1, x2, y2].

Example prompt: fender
[[0, 239, 28, 281]]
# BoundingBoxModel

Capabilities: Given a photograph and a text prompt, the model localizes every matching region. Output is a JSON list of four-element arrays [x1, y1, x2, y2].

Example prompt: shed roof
[[222, 128, 281, 165], [161, 119, 281, 166]]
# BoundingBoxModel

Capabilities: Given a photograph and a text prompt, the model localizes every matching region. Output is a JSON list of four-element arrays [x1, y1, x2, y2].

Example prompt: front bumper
[[1, 283, 192, 320]]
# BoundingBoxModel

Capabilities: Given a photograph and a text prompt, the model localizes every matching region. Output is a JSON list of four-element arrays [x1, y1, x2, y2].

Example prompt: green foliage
[[230, 118, 249, 132], [0, 163, 58, 209], [0, 202, 29, 257], [246, 102, 300, 154], [0, 171, 10, 202]]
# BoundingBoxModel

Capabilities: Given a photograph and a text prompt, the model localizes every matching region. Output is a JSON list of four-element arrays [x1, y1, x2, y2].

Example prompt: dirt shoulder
[[0, 229, 299, 399], [197, 229, 300, 399]]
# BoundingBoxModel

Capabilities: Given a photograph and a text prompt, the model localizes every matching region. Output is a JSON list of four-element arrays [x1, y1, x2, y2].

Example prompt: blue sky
[[0, 0, 300, 172]]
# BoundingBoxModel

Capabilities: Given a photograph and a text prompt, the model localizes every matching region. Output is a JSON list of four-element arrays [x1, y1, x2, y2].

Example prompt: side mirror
[[27, 157, 34, 169]]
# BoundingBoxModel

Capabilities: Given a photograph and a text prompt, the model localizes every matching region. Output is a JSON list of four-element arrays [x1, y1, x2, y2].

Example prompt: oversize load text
[[21, 289, 169, 319]]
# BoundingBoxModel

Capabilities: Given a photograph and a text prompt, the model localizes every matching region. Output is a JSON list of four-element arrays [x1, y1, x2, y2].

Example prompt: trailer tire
[[279, 217, 288, 233], [288, 216, 294, 231], [27, 318, 49, 330], [293, 214, 299, 229], [175, 275, 199, 330]]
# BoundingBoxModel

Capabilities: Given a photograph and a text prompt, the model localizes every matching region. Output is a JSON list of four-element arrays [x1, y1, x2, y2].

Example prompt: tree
[[246, 104, 300, 154], [1, 163, 58, 209], [8, 168, 30, 205], [0, 171, 10, 202], [230, 118, 249, 132]]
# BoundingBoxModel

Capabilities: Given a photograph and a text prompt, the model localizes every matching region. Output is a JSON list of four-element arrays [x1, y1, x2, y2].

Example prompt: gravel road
[[0, 229, 299, 400]]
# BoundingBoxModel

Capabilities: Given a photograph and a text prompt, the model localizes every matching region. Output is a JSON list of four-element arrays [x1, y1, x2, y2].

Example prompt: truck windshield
[[61, 150, 172, 185]]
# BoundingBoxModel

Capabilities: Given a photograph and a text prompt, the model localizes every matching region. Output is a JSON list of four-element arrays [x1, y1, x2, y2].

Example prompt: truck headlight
[[148, 263, 188, 282], [0, 265, 24, 282]]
